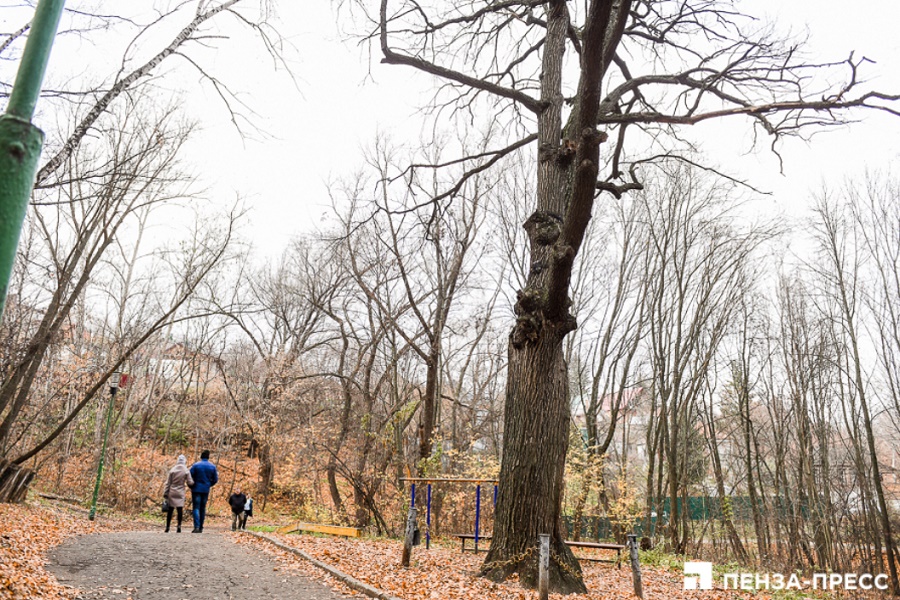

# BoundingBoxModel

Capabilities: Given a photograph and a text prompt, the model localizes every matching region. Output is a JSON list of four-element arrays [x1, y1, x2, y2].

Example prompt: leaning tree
[[358, 0, 900, 592]]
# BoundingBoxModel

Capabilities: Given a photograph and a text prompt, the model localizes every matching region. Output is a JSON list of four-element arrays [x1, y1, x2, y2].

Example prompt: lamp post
[[88, 371, 121, 521], [0, 0, 66, 318]]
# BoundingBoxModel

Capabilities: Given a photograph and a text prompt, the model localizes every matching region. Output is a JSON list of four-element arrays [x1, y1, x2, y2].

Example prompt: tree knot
[[514, 288, 542, 315], [556, 138, 577, 167], [512, 288, 545, 348], [551, 244, 575, 265], [581, 127, 608, 148], [511, 313, 542, 348], [523, 211, 563, 246]]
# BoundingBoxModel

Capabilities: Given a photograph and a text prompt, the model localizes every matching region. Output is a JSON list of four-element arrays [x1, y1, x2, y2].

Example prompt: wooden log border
[[246, 531, 403, 600]]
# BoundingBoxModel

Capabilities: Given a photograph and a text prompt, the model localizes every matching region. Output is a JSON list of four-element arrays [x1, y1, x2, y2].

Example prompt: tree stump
[[0, 460, 35, 503]]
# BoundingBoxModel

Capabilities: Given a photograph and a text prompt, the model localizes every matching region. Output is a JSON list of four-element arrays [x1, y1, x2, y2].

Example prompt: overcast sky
[[23, 0, 900, 258]]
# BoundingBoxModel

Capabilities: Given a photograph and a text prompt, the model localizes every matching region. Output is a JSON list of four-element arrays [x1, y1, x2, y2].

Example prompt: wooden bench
[[456, 533, 491, 552], [277, 522, 362, 537], [454, 534, 625, 566], [565, 540, 626, 567]]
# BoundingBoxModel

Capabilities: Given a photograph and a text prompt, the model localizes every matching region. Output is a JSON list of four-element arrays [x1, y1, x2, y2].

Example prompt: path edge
[[245, 531, 403, 600]]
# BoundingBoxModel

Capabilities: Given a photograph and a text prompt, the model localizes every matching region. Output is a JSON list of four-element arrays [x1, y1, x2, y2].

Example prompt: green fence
[[562, 515, 659, 540], [652, 496, 804, 521], [564, 496, 801, 541]]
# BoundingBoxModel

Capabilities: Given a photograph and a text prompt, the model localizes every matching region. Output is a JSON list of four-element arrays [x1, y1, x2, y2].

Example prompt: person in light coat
[[163, 455, 194, 533]]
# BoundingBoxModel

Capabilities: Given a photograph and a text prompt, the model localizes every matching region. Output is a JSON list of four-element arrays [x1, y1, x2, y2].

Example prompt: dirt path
[[48, 528, 361, 600]]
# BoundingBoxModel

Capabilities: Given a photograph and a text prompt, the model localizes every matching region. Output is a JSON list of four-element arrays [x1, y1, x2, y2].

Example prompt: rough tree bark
[[484, 324, 582, 590]]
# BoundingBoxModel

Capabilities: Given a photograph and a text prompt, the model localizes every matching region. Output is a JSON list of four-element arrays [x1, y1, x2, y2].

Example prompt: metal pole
[[426, 483, 432, 550], [399, 477, 498, 484], [0, 0, 66, 317], [493, 483, 497, 507], [474, 483, 481, 553], [88, 386, 117, 520], [627, 533, 644, 599], [538, 534, 550, 600], [410, 482, 416, 508]]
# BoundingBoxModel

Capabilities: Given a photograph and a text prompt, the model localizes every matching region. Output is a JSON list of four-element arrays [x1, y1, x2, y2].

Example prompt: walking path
[[48, 528, 360, 600]]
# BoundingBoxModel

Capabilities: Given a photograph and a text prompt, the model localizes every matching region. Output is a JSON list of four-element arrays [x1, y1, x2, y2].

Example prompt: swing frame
[[399, 477, 499, 551]]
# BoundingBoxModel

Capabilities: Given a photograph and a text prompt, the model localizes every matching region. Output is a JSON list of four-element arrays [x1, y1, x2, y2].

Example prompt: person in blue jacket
[[189, 449, 218, 533]]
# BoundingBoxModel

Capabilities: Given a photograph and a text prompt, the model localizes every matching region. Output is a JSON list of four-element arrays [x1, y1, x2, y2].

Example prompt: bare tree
[[0, 98, 193, 456], [360, 0, 900, 590], [24, 0, 287, 188], [0, 101, 242, 506], [214, 238, 336, 508], [326, 210, 424, 530], [638, 165, 772, 554], [809, 193, 900, 593], [846, 175, 900, 441], [565, 189, 648, 542], [334, 138, 488, 468]]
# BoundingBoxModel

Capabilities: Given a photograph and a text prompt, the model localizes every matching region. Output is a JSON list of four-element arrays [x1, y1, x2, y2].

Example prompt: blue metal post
[[411, 483, 416, 508], [474, 484, 481, 553], [426, 483, 432, 549], [493, 484, 498, 507]]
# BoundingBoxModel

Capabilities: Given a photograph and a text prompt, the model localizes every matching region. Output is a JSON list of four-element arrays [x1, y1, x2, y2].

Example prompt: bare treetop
[[362, 0, 898, 195]]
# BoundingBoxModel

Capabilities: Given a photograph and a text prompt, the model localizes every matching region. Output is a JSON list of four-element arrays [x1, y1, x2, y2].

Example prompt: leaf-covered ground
[[0, 502, 875, 600], [0, 502, 147, 600], [237, 532, 772, 600]]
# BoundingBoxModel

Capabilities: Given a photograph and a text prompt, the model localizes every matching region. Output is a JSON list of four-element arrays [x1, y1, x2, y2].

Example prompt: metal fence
[[564, 496, 800, 541]]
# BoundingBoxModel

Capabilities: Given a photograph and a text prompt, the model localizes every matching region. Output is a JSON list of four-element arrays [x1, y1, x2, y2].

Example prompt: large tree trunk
[[476, 0, 628, 591], [479, 327, 586, 593]]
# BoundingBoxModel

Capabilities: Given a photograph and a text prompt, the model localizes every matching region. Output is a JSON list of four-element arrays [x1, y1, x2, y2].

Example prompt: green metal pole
[[0, 0, 66, 317], [88, 387, 117, 521]]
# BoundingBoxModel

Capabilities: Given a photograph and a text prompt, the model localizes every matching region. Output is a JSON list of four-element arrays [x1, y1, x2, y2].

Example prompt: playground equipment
[[398, 476, 642, 596], [399, 477, 499, 551]]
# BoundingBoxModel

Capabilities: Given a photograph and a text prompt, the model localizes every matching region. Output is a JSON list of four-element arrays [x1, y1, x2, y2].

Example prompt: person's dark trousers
[[191, 492, 209, 531], [165, 506, 183, 532], [231, 511, 245, 531], [239, 512, 248, 530]]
